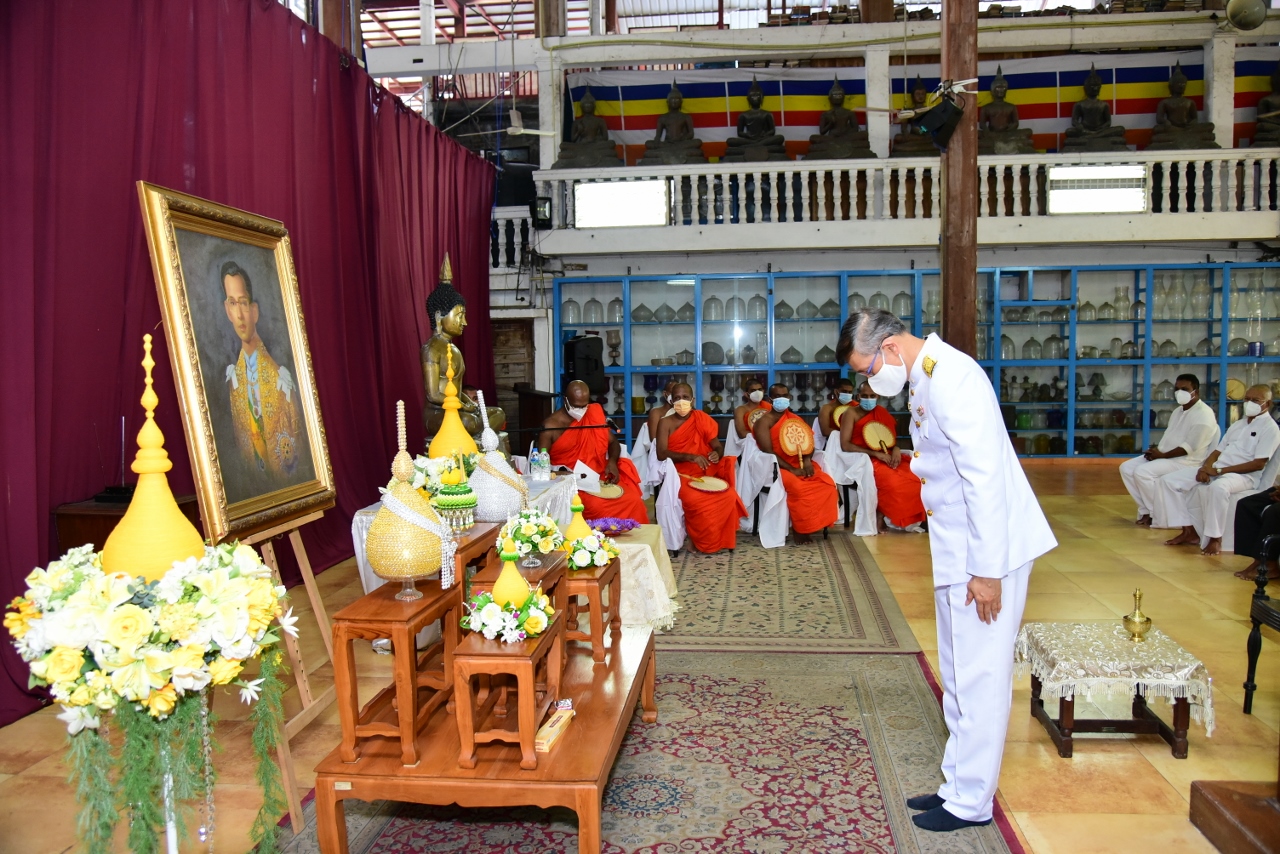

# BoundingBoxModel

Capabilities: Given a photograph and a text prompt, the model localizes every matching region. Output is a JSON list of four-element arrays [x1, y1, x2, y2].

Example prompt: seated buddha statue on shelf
[[1062, 65, 1129, 153], [552, 89, 623, 169], [805, 77, 876, 160], [1252, 62, 1280, 148], [638, 82, 707, 166], [722, 77, 788, 162], [1147, 62, 1219, 151], [892, 76, 940, 157], [977, 67, 1035, 155]]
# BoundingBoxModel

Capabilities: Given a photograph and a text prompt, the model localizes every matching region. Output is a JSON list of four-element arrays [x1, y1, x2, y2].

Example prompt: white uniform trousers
[[1118, 455, 1197, 527], [1159, 467, 1255, 535], [934, 561, 1031, 823]]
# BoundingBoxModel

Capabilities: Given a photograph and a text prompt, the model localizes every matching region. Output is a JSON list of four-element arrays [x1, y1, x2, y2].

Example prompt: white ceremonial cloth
[[735, 435, 778, 532], [631, 422, 654, 497], [757, 468, 791, 548], [811, 417, 826, 452], [1119, 455, 1195, 527], [653, 457, 687, 551], [722, 420, 744, 458], [814, 442, 879, 537], [613, 525, 680, 631]]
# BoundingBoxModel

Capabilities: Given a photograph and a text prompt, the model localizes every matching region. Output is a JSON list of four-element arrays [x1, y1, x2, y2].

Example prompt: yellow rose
[[523, 610, 548, 635], [42, 647, 85, 685], [145, 683, 178, 717], [170, 644, 206, 671], [105, 604, 154, 654], [208, 656, 243, 686], [67, 684, 93, 707], [537, 537, 555, 554], [520, 522, 537, 537]]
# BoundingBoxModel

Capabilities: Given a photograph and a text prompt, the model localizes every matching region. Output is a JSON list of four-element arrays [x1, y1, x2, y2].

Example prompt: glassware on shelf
[[607, 297, 624, 323], [792, 374, 809, 412], [1168, 273, 1188, 320], [976, 327, 989, 359], [1052, 305, 1069, 323], [1229, 337, 1250, 356], [1080, 345, 1098, 358], [1037, 310, 1053, 323], [1113, 286, 1131, 321], [1045, 334, 1064, 360], [1246, 362, 1261, 388], [774, 299, 794, 320], [725, 295, 746, 320], [815, 344, 837, 363], [675, 349, 695, 366], [1152, 274, 1168, 320], [849, 292, 867, 312], [1016, 410, 1033, 429], [654, 302, 677, 322], [756, 331, 769, 355], [1110, 337, 1124, 358], [796, 299, 819, 319], [676, 301, 696, 321], [1190, 273, 1212, 317], [702, 341, 725, 364], [1154, 379, 1174, 400], [1157, 409, 1171, 428], [703, 295, 724, 321], [869, 291, 891, 312], [643, 374, 660, 406], [925, 290, 942, 324], [780, 345, 804, 364], [606, 329, 622, 366], [1033, 411, 1049, 429], [1021, 306, 1037, 322], [891, 290, 913, 318], [584, 297, 604, 324], [749, 294, 768, 320], [1194, 337, 1212, 357], [1001, 335, 1016, 360], [632, 302, 654, 322], [1122, 340, 1138, 359], [741, 345, 757, 364], [1158, 339, 1178, 357], [563, 297, 582, 324], [1022, 337, 1043, 359], [709, 374, 725, 413], [1131, 299, 1146, 321], [1098, 302, 1117, 321], [819, 298, 840, 318], [1078, 301, 1097, 321], [1003, 307, 1022, 323], [612, 376, 626, 415]]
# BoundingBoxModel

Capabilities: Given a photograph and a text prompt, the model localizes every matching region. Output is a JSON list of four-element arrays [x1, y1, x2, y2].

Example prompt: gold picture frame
[[137, 182, 335, 543]]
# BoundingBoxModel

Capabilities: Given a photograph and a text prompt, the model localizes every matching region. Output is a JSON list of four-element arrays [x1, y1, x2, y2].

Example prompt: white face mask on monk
[[567, 405, 588, 421]]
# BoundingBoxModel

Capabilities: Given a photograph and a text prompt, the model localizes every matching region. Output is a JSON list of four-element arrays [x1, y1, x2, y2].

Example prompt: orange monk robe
[[549, 403, 649, 524], [854, 405, 926, 528], [668, 410, 747, 552], [770, 412, 839, 535]]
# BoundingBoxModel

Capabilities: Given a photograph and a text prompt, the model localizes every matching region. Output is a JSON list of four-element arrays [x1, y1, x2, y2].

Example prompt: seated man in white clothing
[[1163, 384, 1280, 555], [1118, 374, 1219, 527]]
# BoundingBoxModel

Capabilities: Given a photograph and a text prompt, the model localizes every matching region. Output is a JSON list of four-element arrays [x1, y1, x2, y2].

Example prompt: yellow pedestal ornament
[[367, 400, 452, 600], [102, 334, 204, 582], [427, 346, 478, 459], [491, 537, 532, 610], [562, 491, 593, 549]]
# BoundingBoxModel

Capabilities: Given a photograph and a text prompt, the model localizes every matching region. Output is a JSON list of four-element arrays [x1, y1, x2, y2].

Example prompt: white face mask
[[867, 348, 908, 398], [1245, 400, 1264, 418], [1174, 389, 1193, 406], [567, 405, 588, 421], [748, 390, 764, 404], [672, 399, 692, 415]]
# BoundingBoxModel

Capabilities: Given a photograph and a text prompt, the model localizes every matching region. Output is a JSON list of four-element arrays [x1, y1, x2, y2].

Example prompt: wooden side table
[[469, 551, 567, 613], [453, 611, 566, 770], [332, 578, 462, 766], [452, 521, 502, 587], [564, 557, 621, 663]]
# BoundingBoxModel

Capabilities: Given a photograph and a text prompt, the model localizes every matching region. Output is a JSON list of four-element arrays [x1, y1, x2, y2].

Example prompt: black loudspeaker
[[562, 336, 606, 395]]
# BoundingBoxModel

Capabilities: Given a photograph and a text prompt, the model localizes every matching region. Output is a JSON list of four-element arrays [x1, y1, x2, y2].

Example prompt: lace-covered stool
[[1015, 622, 1214, 759]]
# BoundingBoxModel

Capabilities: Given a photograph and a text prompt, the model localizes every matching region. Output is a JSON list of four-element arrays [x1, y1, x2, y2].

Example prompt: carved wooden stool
[[453, 611, 565, 770], [564, 556, 621, 663]]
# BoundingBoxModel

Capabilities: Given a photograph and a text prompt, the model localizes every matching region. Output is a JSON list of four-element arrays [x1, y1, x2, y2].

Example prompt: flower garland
[[411, 453, 479, 496], [497, 508, 564, 558], [461, 587, 554, 642], [4, 542, 295, 854], [567, 534, 620, 570]]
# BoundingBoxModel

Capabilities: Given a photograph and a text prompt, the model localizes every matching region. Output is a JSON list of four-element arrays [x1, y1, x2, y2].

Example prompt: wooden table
[[331, 578, 462, 766], [454, 611, 566, 770], [452, 521, 502, 587], [314, 627, 657, 854], [564, 557, 621, 663], [1031, 674, 1191, 759], [54, 494, 200, 553], [469, 551, 567, 612]]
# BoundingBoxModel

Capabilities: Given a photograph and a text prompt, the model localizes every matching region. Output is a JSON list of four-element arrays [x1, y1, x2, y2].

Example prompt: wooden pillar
[[940, 0, 977, 357], [535, 0, 567, 38], [318, 0, 360, 55], [860, 0, 895, 24], [605, 0, 618, 33]]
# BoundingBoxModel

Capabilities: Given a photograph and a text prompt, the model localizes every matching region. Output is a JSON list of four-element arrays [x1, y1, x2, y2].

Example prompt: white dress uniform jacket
[[908, 334, 1057, 586]]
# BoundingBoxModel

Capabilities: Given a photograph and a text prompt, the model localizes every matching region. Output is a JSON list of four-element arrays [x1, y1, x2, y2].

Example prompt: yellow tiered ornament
[[491, 537, 533, 610], [562, 491, 593, 549], [102, 335, 204, 582], [367, 400, 446, 600], [427, 346, 478, 459]]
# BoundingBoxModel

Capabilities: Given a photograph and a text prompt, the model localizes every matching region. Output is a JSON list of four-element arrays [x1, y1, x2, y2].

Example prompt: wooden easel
[[243, 509, 337, 835]]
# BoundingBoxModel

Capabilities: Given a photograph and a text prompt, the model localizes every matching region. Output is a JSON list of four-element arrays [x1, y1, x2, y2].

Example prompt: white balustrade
[[490, 205, 532, 269]]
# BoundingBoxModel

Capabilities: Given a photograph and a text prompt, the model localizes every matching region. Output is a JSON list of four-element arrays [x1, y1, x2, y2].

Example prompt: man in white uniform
[[838, 309, 1056, 833], [1162, 384, 1279, 555], [1118, 374, 1219, 527]]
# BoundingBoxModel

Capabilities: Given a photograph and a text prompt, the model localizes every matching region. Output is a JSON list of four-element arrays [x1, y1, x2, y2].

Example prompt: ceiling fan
[[457, 108, 556, 138]]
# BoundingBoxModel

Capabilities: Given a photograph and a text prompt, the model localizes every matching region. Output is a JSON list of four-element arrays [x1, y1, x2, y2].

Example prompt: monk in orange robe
[[754, 383, 839, 541], [539, 381, 648, 524], [657, 383, 747, 553], [840, 381, 926, 531]]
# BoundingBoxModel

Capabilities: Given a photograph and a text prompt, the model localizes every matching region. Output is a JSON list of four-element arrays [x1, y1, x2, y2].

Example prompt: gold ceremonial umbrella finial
[[439, 253, 453, 284], [428, 345, 478, 458], [102, 335, 205, 582]]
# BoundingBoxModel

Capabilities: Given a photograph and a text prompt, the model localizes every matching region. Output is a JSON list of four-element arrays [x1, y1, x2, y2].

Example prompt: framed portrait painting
[[137, 182, 335, 543]]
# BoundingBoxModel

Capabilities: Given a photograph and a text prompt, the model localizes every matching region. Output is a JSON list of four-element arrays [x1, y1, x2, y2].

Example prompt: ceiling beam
[[366, 10, 408, 45]]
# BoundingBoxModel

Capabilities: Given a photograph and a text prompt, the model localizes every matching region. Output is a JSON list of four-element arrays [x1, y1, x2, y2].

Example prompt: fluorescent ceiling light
[[574, 180, 670, 228], [667, 278, 695, 286], [1047, 164, 1146, 215]]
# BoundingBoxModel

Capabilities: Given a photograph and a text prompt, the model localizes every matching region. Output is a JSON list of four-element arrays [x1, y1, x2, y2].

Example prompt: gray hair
[[836, 309, 907, 365]]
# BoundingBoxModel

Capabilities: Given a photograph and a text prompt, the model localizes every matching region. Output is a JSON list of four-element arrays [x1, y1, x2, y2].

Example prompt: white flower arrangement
[[460, 588, 554, 643], [567, 534, 620, 570], [410, 452, 479, 495], [5, 541, 296, 731], [497, 508, 564, 556]]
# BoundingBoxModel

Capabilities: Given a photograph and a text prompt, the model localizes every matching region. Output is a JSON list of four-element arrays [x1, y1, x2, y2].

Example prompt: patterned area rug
[[279, 653, 1017, 854], [658, 531, 919, 653]]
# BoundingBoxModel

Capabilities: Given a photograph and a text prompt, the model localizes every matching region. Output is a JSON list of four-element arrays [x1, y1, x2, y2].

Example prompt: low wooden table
[[454, 611, 566, 770], [452, 521, 501, 587], [314, 627, 658, 854], [469, 551, 567, 612], [564, 557, 621, 663], [1016, 622, 1214, 760], [331, 578, 462, 766]]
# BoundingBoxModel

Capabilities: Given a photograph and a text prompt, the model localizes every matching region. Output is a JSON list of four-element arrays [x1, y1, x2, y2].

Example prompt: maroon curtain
[[0, 0, 496, 726]]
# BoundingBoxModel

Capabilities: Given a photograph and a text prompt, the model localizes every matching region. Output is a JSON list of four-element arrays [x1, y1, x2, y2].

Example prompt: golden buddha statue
[[421, 256, 508, 453]]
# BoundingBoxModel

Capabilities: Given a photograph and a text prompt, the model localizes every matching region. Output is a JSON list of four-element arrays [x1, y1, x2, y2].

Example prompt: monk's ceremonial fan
[[682, 474, 729, 492], [776, 417, 815, 458], [582, 483, 624, 499], [831, 403, 852, 428], [862, 420, 896, 452], [747, 408, 769, 430]]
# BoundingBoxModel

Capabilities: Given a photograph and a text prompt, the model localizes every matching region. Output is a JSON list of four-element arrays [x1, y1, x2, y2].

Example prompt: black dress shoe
[[911, 805, 992, 832], [906, 794, 945, 811]]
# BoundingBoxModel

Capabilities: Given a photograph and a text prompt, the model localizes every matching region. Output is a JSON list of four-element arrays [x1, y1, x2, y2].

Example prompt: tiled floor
[[1, 463, 1277, 852]]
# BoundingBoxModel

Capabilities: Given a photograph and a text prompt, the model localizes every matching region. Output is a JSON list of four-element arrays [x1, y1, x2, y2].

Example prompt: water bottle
[[538, 448, 551, 480], [530, 448, 542, 480]]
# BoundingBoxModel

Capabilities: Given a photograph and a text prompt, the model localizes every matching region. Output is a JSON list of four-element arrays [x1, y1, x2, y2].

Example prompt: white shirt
[[1214, 412, 1280, 469], [1157, 399, 1219, 462], [907, 334, 1057, 587]]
